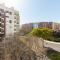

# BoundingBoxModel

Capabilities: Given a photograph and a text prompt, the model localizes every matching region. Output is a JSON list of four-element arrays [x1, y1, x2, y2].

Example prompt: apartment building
[[38, 22, 60, 31], [0, 3, 20, 39], [20, 23, 33, 35], [20, 22, 60, 35]]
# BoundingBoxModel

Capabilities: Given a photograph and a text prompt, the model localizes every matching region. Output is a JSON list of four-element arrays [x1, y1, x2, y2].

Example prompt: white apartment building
[[0, 3, 20, 39]]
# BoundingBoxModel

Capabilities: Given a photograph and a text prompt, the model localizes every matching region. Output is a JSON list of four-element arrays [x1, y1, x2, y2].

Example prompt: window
[[0, 28, 1, 31], [0, 23, 1, 26], [10, 12, 12, 15], [14, 21, 16, 23], [0, 13, 1, 16], [1, 19, 4, 23], [9, 20, 12, 23], [0, 9, 4, 12], [17, 22, 19, 24], [0, 18, 1, 21], [1, 29, 4, 33], [6, 11, 9, 13], [1, 24, 4, 28], [14, 17, 16, 19], [5, 16, 9, 18], [14, 29, 16, 31]]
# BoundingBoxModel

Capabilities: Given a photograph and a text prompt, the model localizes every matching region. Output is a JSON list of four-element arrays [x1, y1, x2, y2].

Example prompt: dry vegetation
[[0, 34, 37, 60], [0, 32, 50, 60]]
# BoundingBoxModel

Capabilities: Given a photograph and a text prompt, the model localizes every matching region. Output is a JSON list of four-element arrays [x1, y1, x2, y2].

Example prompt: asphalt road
[[44, 40, 60, 52]]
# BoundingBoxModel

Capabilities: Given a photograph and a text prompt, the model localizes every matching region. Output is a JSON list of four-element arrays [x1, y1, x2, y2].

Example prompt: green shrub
[[53, 30, 60, 38], [29, 28, 53, 39], [29, 28, 60, 42], [47, 49, 60, 60]]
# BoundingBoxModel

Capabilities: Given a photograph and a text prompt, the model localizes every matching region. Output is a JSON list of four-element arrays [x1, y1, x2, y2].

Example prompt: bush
[[53, 30, 60, 38], [29, 28, 60, 42], [47, 49, 60, 60], [29, 28, 53, 40]]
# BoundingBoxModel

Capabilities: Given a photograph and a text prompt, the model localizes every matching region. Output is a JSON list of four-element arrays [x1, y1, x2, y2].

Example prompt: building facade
[[20, 23, 33, 35], [38, 22, 60, 31], [33, 23, 38, 28], [0, 3, 20, 39], [20, 22, 60, 35]]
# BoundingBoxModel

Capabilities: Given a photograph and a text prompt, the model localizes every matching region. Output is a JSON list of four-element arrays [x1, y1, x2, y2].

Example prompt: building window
[[1, 29, 4, 33], [14, 21, 16, 23], [0, 13, 1, 16], [14, 17, 16, 19], [0, 18, 1, 21], [1, 19, 4, 23], [0, 28, 1, 32], [2, 14, 5, 18], [10, 12, 12, 15], [17, 22, 19, 24], [14, 25, 16, 27], [0, 9, 4, 12], [6, 11, 9, 13], [14, 29, 16, 31], [5, 16, 9, 18], [0, 23, 1, 26], [9, 20, 12, 23], [1, 24, 4, 28]]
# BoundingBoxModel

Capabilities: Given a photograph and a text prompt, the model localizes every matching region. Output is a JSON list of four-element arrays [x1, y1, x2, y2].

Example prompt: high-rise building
[[0, 3, 20, 39]]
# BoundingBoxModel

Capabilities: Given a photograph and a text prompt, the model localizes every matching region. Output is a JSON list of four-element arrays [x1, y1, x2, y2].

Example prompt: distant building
[[20, 22, 60, 35], [20, 23, 33, 35], [38, 22, 60, 31], [33, 23, 38, 28], [0, 3, 20, 39]]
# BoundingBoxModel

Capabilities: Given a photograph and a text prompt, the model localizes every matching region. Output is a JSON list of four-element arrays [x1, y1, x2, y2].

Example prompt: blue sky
[[0, 0, 60, 25], [20, 0, 60, 24]]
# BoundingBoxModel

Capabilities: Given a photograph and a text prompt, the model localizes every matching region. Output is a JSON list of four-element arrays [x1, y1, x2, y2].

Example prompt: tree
[[29, 28, 53, 40], [53, 30, 60, 38]]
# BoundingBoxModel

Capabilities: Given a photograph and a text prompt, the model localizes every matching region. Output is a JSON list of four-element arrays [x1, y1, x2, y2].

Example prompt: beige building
[[0, 3, 20, 40], [20, 23, 33, 35], [38, 22, 60, 31]]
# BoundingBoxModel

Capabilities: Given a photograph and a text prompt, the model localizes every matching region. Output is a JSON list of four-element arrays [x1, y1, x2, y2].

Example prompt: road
[[44, 40, 60, 52]]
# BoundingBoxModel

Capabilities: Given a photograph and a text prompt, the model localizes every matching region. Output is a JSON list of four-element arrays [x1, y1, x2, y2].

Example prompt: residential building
[[20, 22, 60, 35], [20, 23, 33, 35], [38, 22, 60, 31], [0, 3, 20, 39], [33, 23, 38, 28]]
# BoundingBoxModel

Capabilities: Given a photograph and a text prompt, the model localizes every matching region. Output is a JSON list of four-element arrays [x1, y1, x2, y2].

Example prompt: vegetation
[[29, 28, 60, 42], [0, 34, 37, 60], [47, 49, 60, 60]]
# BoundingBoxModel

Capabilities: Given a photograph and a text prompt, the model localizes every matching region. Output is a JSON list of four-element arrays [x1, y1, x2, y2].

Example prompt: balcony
[[0, 27, 1, 32], [0, 32, 1, 34], [1, 18, 4, 20], [1, 23, 4, 25], [1, 27, 4, 29], [1, 32, 4, 34], [0, 22, 1, 23], [1, 24, 4, 28]]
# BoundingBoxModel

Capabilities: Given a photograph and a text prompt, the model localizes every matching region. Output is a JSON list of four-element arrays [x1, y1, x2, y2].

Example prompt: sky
[[0, 0, 60, 25]]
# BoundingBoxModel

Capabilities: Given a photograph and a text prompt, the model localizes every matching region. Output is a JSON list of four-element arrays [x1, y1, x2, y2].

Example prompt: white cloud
[[0, 0, 27, 9]]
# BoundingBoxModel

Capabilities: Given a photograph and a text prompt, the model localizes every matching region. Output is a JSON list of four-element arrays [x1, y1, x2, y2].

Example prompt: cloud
[[0, 0, 27, 9]]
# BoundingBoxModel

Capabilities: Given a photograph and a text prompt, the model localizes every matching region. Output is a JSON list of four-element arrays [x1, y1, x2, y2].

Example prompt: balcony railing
[[1, 32, 4, 34], [0, 31, 1, 33]]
